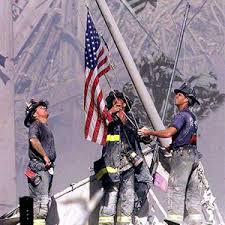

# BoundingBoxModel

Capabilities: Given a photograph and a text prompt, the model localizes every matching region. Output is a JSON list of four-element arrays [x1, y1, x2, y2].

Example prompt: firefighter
[[95, 90, 151, 225], [24, 99, 56, 225], [138, 83, 203, 225]]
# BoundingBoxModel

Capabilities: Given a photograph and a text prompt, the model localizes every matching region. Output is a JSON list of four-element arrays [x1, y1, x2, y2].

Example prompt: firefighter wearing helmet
[[138, 83, 202, 225]]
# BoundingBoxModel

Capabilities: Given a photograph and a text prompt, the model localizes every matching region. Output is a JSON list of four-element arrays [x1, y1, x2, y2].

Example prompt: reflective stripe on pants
[[166, 214, 183, 224], [33, 219, 46, 225], [99, 216, 114, 224], [96, 167, 118, 180], [116, 215, 132, 224]]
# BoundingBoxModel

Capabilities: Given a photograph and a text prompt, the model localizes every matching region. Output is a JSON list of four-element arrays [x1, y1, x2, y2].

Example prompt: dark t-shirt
[[171, 108, 198, 148], [29, 120, 56, 162]]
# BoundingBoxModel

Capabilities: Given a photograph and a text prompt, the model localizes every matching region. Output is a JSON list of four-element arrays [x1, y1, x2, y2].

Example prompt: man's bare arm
[[138, 127, 177, 138]]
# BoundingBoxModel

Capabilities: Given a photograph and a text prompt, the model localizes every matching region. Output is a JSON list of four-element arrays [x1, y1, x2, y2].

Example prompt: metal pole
[[149, 0, 190, 197], [161, 2, 190, 122], [95, 0, 171, 147], [0, 0, 16, 215]]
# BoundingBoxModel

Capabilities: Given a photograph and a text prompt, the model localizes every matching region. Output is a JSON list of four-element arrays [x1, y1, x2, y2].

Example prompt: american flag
[[84, 12, 111, 145], [124, 0, 157, 14]]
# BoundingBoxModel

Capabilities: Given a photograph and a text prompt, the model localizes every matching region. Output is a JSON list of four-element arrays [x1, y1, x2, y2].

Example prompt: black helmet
[[24, 99, 49, 127], [174, 83, 200, 105], [105, 90, 132, 112]]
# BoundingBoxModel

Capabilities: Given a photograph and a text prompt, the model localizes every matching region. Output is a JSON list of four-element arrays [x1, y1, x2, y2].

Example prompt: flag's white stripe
[[84, 48, 109, 117], [84, 69, 97, 106], [84, 67, 99, 110], [97, 46, 105, 61], [95, 119, 105, 144], [85, 101, 99, 141], [88, 109, 99, 141], [84, 69, 98, 134], [85, 95, 100, 140], [84, 67, 104, 112], [91, 85, 101, 140], [97, 47, 110, 74], [87, 86, 106, 143], [85, 69, 102, 141], [84, 47, 108, 107]]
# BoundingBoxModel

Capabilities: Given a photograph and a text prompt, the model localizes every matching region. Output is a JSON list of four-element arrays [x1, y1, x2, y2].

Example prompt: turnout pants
[[166, 146, 203, 225], [28, 170, 53, 219], [99, 168, 134, 225]]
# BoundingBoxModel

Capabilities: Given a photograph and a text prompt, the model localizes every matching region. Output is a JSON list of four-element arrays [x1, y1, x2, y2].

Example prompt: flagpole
[[95, 0, 171, 147]]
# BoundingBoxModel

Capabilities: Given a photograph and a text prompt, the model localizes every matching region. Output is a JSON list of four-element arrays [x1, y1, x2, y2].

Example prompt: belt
[[172, 144, 196, 151]]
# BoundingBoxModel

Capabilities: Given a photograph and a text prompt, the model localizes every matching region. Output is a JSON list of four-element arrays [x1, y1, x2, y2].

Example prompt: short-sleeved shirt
[[171, 108, 198, 148], [29, 120, 56, 162]]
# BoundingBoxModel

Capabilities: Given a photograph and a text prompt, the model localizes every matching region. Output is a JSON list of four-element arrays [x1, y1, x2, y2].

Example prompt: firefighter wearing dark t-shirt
[[24, 99, 56, 224], [138, 83, 203, 225]]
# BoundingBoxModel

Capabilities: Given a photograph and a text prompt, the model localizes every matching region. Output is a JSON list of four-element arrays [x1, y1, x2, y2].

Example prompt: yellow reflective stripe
[[106, 134, 120, 142], [189, 214, 202, 220], [33, 219, 46, 225], [96, 167, 118, 180], [167, 214, 183, 222], [116, 215, 132, 223], [99, 216, 114, 223]]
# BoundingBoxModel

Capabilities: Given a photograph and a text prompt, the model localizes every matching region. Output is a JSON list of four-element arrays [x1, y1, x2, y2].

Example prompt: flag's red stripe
[[84, 56, 109, 107], [85, 64, 109, 140], [101, 119, 108, 145], [84, 73, 101, 138], [97, 47, 104, 60], [84, 87, 97, 138], [97, 65, 111, 78], [84, 43, 110, 144], [97, 56, 108, 69], [85, 76, 102, 137], [92, 116, 103, 142], [84, 99, 95, 138], [84, 70, 94, 108], [92, 91, 104, 142]]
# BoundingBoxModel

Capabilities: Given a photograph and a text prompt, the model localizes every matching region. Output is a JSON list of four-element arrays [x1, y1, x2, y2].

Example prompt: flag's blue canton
[[85, 13, 101, 70]]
